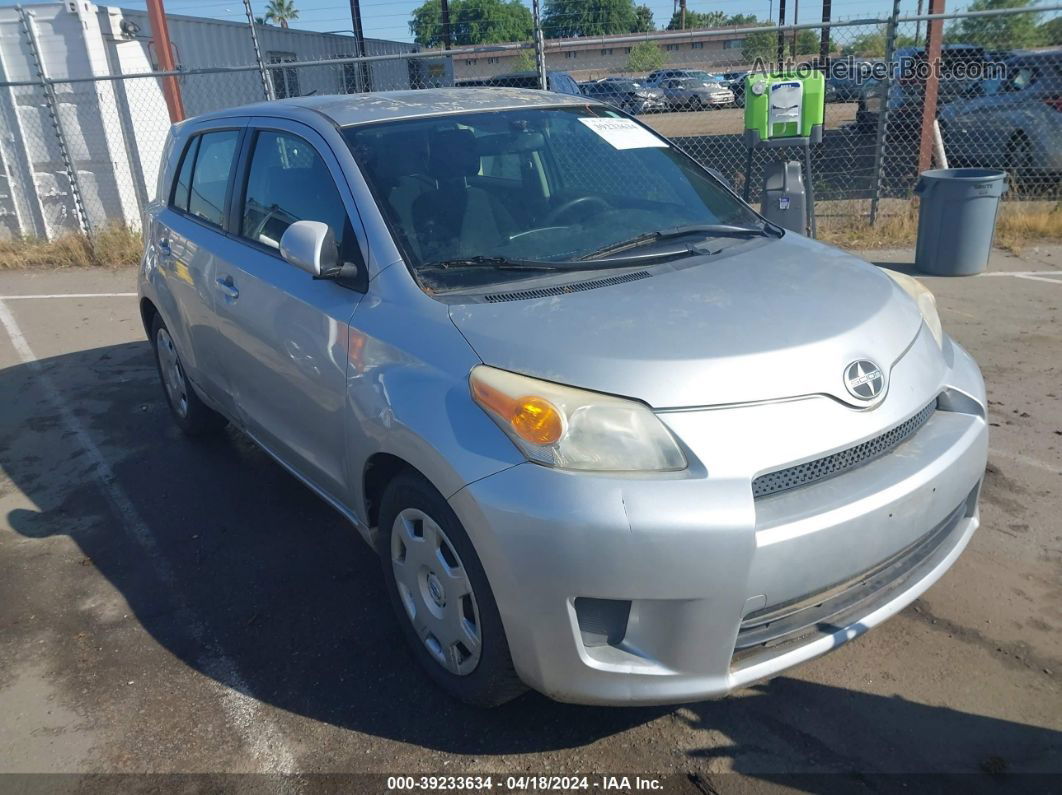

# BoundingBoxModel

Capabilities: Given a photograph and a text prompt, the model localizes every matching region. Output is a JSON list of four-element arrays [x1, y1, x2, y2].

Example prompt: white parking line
[[0, 299, 298, 775], [0, 292, 137, 300], [979, 271, 1062, 284]]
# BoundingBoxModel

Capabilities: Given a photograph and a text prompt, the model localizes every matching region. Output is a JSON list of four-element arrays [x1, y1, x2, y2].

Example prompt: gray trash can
[[914, 168, 1008, 276]]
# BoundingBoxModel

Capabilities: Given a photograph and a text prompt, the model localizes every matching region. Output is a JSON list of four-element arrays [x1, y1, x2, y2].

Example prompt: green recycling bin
[[914, 168, 1008, 276], [744, 70, 824, 145]]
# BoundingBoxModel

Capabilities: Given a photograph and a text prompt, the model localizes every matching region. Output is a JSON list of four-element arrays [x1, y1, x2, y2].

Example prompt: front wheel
[[379, 472, 526, 707]]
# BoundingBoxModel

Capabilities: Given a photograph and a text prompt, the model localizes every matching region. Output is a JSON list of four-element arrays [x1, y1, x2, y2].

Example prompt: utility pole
[[917, 0, 945, 174], [915, 0, 924, 45], [680, 0, 687, 30], [347, 0, 372, 91], [819, 0, 831, 64], [776, 0, 786, 69], [440, 0, 452, 48], [791, 0, 799, 59], [146, 0, 185, 121]]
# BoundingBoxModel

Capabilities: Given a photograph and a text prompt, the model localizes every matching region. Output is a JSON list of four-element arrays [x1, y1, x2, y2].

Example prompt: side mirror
[[279, 220, 338, 277]]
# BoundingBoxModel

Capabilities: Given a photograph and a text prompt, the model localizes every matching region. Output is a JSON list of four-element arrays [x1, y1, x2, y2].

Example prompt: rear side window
[[188, 130, 239, 226], [239, 130, 352, 259], [171, 136, 199, 213]]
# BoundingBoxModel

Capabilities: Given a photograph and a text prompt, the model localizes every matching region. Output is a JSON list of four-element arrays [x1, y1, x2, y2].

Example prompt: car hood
[[448, 234, 924, 409]]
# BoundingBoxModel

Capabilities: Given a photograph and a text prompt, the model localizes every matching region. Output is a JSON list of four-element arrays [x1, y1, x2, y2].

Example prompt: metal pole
[[776, 0, 787, 69], [791, 0, 799, 58], [915, 0, 923, 45], [532, 0, 547, 90], [440, 0, 453, 49], [819, 0, 831, 63], [242, 0, 275, 101], [680, 0, 687, 30], [348, 0, 372, 91], [869, 0, 901, 225], [917, 0, 946, 174], [804, 139, 816, 237], [16, 5, 90, 235], [146, 0, 186, 120]]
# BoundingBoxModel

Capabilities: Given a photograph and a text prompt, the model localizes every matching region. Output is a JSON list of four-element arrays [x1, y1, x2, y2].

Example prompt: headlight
[[884, 269, 944, 348], [469, 365, 687, 472]]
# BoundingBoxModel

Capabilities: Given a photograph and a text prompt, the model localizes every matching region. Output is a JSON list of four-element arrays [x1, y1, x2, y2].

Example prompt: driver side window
[[240, 129, 354, 263]]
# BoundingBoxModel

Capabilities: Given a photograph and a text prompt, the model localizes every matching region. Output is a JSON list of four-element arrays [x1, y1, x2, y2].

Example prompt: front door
[[209, 118, 368, 501]]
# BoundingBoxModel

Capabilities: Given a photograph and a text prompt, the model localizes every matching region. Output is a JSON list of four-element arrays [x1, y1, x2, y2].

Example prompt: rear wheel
[[379, 472, 526, 707], [150, 315, 226, 437]]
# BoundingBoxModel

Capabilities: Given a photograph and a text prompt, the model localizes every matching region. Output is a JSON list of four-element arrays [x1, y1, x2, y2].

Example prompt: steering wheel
[[542, 195, 611, 225]]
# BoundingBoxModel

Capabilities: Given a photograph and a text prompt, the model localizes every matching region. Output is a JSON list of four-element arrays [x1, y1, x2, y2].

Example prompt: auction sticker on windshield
[[578, 117, 669, 150]]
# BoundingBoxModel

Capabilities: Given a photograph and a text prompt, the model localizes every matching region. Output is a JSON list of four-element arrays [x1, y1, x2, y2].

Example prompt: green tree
[[666, 9, 725, 30], [409, 0, 533, 47], [626, 40, 666, 72], [513, 46, 538, 72], [841, 30, 917, 57], [263, 0, 298, 29], [634, 4, 655, 32], [726, 13, 758, 25], [542, 0, 639, 38], [950, 0, 1044, 48], [1040, 16, 1062, 45], [742, 23, 777, 64]]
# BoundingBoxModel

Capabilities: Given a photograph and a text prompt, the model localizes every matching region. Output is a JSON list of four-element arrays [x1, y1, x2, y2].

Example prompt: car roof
[[187, 87, 591, 128]]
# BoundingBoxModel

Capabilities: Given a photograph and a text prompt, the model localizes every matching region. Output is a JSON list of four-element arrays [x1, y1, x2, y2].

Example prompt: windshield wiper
[[579, 223, 774, 261], [424, 255, 565, 271], [423, 254, 670, 272]]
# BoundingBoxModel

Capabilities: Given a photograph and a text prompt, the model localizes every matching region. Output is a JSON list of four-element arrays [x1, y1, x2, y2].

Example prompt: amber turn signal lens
[[510, 397, 564, 446]]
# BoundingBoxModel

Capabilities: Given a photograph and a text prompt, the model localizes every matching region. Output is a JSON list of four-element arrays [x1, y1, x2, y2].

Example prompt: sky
[[1, 0, 967, 44]]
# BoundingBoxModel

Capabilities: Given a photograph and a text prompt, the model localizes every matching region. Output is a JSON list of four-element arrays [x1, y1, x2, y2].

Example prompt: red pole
[[917, 0, 944, 173], [146, 0, 185, 122]]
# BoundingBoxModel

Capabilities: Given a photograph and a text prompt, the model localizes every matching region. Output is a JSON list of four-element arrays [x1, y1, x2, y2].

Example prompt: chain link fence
[[0, 2, 1058, 241]]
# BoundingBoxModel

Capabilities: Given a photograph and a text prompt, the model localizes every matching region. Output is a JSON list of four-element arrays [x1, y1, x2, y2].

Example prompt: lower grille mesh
[[752, 400, 937, 499]]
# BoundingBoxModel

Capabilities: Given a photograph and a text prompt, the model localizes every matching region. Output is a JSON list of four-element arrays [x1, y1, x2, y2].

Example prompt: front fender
[[344, 264, 523, 530]]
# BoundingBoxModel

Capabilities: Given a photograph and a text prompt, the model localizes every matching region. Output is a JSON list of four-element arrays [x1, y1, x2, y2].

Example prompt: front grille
[[752, 400, 937, 499], [483, 271, 651, 303], [731, 492, 972, 668]]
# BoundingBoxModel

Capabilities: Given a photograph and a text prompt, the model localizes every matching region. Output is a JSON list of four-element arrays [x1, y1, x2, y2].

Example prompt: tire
[[379, 471, 526, 707], [150, 314, 227, 437]]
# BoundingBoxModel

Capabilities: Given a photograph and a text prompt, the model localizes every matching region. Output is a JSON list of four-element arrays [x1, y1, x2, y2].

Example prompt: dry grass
[[818, 199, 1062, 254], [0, 224, 142, 270]]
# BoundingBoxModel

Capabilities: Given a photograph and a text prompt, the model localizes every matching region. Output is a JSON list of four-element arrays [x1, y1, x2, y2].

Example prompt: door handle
[[215, 276, 239, 301]]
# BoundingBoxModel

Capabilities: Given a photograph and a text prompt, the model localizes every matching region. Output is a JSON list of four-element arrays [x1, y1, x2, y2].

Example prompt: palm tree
[[264, 0, 299, 29]]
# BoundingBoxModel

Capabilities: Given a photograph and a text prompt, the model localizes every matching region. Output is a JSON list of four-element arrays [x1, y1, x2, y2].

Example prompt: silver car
[[940, 50, 1062, 190], [139, 89, 988, 707], [658, 77, 735, 111]]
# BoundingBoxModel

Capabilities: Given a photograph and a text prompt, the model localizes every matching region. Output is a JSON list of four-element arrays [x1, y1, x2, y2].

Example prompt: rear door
[[208, 116, 368, 501], [152, 121, 246, 411]]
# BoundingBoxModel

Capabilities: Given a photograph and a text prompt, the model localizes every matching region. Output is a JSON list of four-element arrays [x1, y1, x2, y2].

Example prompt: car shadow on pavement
[[3, 342, 1060, 770], [0, 341, 664, 753]]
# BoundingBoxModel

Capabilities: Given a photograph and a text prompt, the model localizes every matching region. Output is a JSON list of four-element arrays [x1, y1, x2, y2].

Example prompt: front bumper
[[448, 330, 987, 705]]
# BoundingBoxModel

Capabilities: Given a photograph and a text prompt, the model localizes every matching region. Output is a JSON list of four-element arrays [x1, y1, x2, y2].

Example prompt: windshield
[[343, 105, 760, 286]]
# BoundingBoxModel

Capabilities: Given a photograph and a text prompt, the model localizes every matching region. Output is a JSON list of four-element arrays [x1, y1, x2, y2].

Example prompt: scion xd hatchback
[[139, 89, 988, 707]]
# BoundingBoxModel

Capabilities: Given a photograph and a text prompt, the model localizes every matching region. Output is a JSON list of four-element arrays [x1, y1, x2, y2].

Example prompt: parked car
[[141, 88, 987, 707], [658, 76, 735, 110], [939, 50, 1062, 191], [580, 77, 667, 114], [646, 68, 723, 87], [856, 45, 992, 131], [720, 71, 750, 107], [457, 70, 582, 96]]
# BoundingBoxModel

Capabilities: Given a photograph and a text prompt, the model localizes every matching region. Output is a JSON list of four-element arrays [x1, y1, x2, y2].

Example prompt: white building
[[0, 1, 430, 240]]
